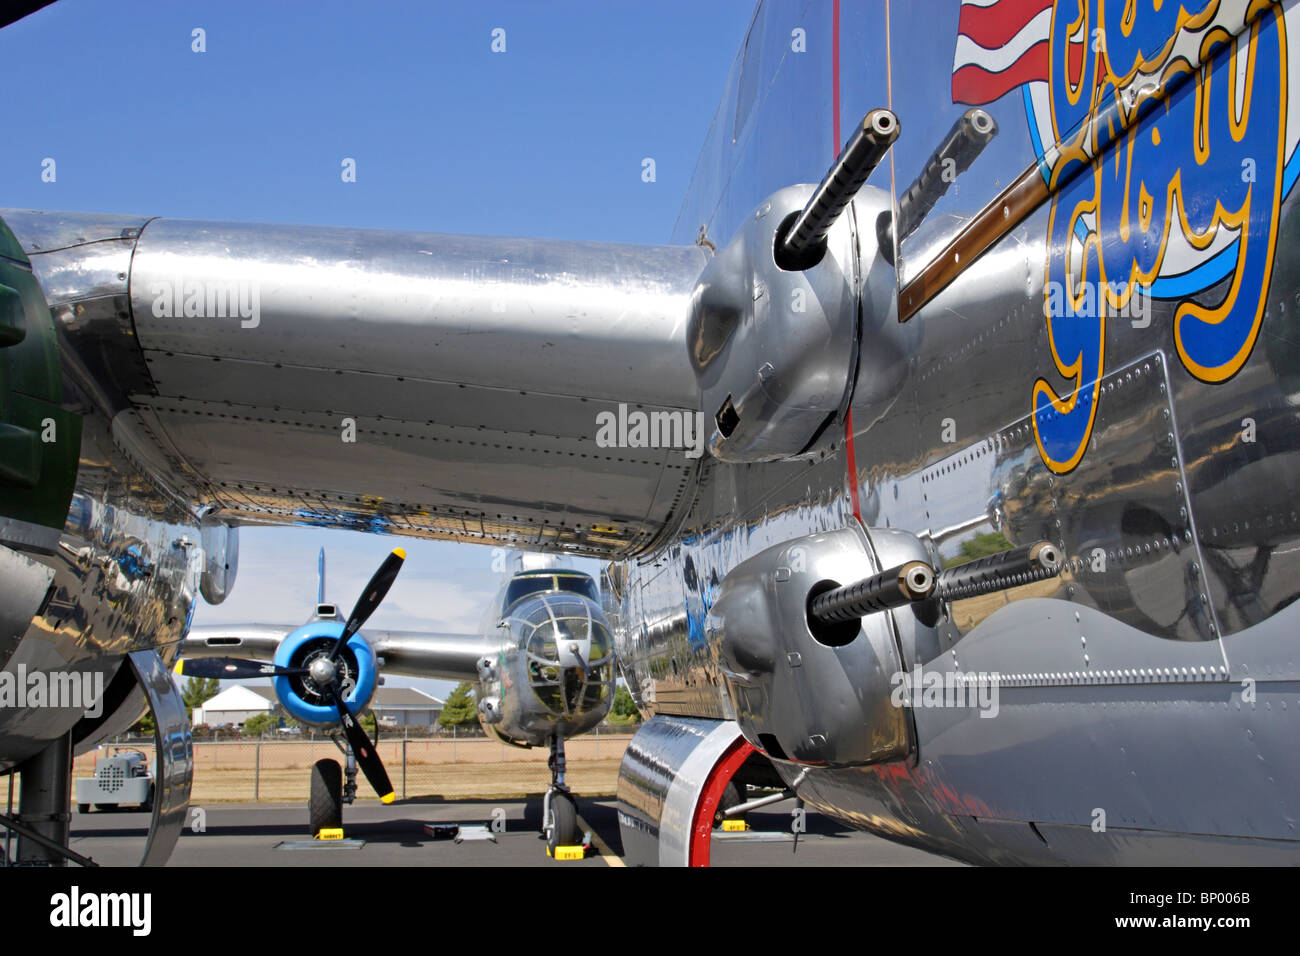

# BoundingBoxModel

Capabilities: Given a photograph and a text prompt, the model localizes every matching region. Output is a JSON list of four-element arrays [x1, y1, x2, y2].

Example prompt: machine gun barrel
[[778, 109, 899, 269], [807, 539, 1064, 628], [808, 560, 935, 625]]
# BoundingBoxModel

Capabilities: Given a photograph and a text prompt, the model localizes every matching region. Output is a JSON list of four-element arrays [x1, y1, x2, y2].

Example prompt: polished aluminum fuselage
[[2, 0, 1299, 865], [610, 0, 1300, 863]]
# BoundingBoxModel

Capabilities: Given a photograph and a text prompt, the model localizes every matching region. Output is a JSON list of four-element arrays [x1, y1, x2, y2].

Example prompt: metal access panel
[[881, 352, 1226, 653]]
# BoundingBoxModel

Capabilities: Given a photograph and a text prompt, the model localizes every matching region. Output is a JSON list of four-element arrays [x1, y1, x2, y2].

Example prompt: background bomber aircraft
[[177, 548, 616, 852], [1, 0, 1299, 867]]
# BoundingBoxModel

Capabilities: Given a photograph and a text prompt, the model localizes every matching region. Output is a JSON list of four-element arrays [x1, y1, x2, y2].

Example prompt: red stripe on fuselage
[[833, 0, 862, 521], [832, 0, 841, 150]]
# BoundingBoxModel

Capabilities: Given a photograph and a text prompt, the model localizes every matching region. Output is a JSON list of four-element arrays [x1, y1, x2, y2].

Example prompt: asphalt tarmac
[[67, 798, 966, 867]]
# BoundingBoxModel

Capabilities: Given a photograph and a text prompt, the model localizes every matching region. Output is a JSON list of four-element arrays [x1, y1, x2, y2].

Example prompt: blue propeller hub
[[272, 621, 377, 727]]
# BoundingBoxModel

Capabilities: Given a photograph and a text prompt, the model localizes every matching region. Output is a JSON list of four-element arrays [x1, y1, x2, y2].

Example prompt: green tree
[[271, 704, 301, 731], [182, 676, 220, 718], [360, 711, 377, 736], [438, 682, 479, 728], [243, 712, 279, 736], [611, 685, 640, 723], [130, 711, 156, 738]]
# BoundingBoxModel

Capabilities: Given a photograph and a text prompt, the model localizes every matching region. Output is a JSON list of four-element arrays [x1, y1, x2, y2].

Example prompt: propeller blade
[[174, 657, 307, 680], [332, 686, 395, 803], [329, 548, 406, 662]]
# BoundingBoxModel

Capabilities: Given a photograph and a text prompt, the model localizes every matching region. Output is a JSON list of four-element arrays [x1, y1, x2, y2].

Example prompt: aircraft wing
[[4, 209, 708, 558], [181, 624, 496, 683]]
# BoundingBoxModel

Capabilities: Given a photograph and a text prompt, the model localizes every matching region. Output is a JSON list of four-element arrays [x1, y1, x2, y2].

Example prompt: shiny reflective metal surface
[[129, 220, 702, 406], [3, 209, 709, 558], [129, 649, 191, 867], [0, 543, 54, 672], [180, 624, 289, 664], [197, 514, 237, 606], [0, 488, 199, 773], [690, 184, 880, 462], [608, 0, 1300, 864], [127, 217, 706, 556], [365, 630, 495, 681], [4, 0, 1300, 868], [707, 526, 912, 766], [0, 209, 155, 416], [615, 714, 744, 866], [874, 353, 1221, 646], [482, 589, 614, 746]]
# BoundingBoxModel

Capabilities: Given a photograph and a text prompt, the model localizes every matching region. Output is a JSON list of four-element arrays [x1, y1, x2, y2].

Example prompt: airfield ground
[[64, 734, 965, 865], [68, 798, 967, 867]]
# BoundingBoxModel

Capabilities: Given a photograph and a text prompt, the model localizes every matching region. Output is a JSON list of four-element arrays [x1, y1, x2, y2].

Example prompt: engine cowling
[[271, 621, 378, 726]]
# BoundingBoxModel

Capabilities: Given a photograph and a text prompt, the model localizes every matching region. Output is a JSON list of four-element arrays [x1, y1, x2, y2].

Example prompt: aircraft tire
[[546, 792, 579, 855], [308, 758, 343, 835], [713, 780, 743, 828]]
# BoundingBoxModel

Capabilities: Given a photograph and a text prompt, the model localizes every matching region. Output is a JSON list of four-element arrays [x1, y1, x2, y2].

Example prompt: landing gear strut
[[341, 743, 358, 806], [542, 733, 580, 855], [7, 732, 82, 866]]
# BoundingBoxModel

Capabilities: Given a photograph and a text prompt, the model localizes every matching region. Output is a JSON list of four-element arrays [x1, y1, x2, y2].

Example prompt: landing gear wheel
[[545, 792, 579, 856], [713, 780, 743, 828], [309, 758, 343, 835]]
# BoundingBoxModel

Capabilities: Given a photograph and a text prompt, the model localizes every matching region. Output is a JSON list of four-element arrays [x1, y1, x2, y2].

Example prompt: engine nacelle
[[271, 621, 378, 727]]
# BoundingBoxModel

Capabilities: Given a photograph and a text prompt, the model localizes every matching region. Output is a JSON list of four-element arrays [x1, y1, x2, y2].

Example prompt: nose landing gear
[[542, 733, 582, 857]]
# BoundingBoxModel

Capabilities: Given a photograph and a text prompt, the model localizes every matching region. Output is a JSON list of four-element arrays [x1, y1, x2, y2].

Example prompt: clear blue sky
[[1, 0, 754, 239], [1, 0, 758, 698]]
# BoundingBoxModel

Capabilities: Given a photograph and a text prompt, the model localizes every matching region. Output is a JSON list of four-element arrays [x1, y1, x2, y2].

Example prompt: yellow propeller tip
[[173, 661, 185, 675], [392, 547, 406, 560], [381, 792, 396, 804]]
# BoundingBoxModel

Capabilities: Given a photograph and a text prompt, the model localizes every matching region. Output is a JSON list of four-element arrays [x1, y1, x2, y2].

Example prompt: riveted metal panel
[[878, 352, 1226, 653]]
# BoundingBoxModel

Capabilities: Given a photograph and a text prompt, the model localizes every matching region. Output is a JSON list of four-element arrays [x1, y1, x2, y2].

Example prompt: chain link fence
[[72, 727, 635, 803]]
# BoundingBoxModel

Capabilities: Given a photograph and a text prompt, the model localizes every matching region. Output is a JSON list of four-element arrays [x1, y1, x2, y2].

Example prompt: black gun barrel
[[779, 108, 899, 269], [809, 560, 935, 625]]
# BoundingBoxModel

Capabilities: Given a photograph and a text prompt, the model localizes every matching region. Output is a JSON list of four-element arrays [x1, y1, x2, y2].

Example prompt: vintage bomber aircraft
[[175, 549, 614, 851], [2, 0, 1299, 865]]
